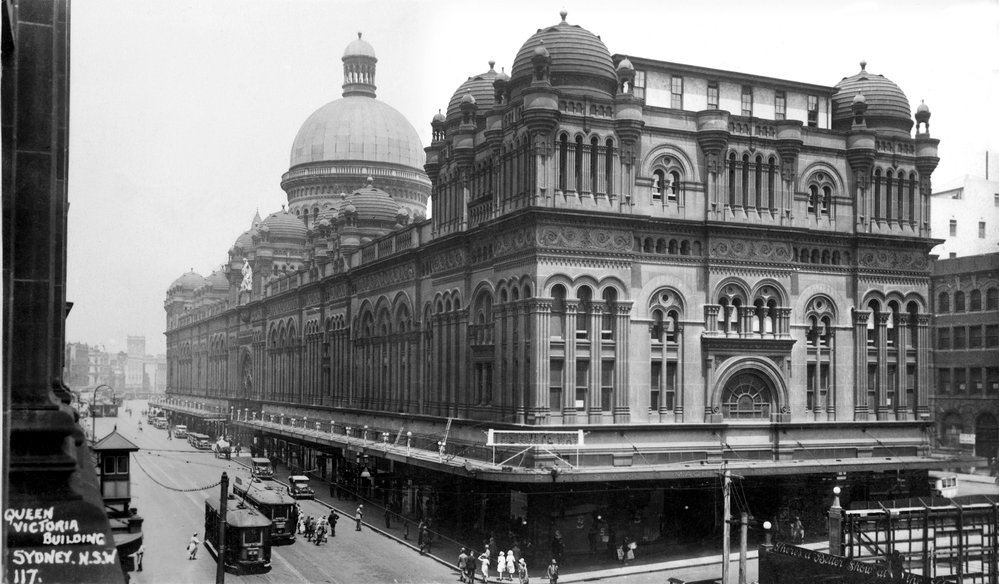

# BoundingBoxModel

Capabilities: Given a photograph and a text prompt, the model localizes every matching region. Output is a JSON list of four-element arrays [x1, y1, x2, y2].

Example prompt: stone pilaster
[[614, 303, 632, 422], [875, 312, 892, 420], [852, 310, 871, 420], [916, 314, 932, 420]]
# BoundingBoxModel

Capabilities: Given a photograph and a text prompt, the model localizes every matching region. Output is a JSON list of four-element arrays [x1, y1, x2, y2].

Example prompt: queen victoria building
[[162, 14, 951, 553]]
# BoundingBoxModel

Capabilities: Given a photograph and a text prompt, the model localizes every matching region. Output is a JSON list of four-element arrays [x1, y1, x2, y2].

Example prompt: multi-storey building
[[931, 252, 999, 463], [930, 175, 999, 258], [162, 14, 959, 555]]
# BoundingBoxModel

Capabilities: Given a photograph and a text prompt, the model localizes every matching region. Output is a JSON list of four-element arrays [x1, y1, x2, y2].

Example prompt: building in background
[[161, 14, 963, 558], [64, 338, 167, 396], [930, 175, 999, 258], [930, 252, 999, 464]]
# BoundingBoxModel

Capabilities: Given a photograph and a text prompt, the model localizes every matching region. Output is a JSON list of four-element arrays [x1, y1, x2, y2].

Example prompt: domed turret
[[832, 61, 912, 135], [510, 11, 617, 99], [343, 177, 400, 223], [446, 61, 499, 121], [205, 270, 230, 293], [261, 208, 308, 244], [169, 270, 205, 294]]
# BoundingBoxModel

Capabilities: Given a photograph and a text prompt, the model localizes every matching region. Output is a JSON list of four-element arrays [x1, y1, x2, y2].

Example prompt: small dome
[[446, 62, 498, 120], [852, 92, 866, 105], [616, 57, 634, 72], [343, 177, 400, 223], [510, 11, 617, 98], [915, 100, 930, 123], [495, 67, 510, 82], [205, 270, 229, 293], [233, 227, 257, 250], [170, 271, 205, 293], [432, 109, 446, 123], [261, 208, 308, 243], [832, 61, 912, 133], [344, 32, 375, 59]]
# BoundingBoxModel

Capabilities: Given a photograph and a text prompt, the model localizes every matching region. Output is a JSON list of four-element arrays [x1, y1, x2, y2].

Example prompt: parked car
[[173, 424, 188, 438], [287, 475, 314, 499]]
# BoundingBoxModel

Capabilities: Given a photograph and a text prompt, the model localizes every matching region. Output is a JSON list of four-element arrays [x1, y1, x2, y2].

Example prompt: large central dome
[[290, 97, 425, 170]]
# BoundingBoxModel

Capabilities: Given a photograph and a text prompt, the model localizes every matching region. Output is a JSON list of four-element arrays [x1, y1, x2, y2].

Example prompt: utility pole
[[722, 469, 731, 584], [739, 511, 748, 584], [216, 471, 228, 584]]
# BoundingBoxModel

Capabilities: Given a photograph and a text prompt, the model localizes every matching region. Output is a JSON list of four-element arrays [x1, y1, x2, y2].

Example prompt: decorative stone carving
[[429, 249, 466, 274], [858, 250, 930, 270], [536, 227, 631, 252], [355, 264, 416, 292], [495, 228, 535, 256], [710, 239, 792, 262]]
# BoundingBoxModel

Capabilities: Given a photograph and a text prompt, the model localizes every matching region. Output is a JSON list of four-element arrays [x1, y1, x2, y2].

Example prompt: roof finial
[[560, 9, 567, 22], [366, 176, 374, 186], [488, 60, 495, 71], [860, 59, 867, 71], [357, 32, 362, 39]]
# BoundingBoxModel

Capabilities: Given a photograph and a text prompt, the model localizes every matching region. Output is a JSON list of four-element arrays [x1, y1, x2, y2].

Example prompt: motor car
[[173, 424, 188, 438], [287, 475, 314, 499]]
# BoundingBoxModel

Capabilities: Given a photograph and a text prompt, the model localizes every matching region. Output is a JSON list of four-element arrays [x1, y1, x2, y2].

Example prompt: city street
[[100, 401, 455, 584]]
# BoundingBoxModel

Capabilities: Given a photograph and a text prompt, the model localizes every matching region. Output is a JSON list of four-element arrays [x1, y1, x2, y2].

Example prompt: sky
[[66, 0, 999, 355]]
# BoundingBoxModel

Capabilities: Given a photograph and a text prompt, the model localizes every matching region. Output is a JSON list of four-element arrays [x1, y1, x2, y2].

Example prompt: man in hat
[[355, 504, 364, 531]]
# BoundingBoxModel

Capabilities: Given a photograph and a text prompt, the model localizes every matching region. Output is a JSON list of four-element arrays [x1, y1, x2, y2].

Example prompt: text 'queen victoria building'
[[162, 15, 953, 555]]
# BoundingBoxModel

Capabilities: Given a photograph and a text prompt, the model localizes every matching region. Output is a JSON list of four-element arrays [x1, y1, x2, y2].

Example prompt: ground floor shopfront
[[222, 418, 939, 563]]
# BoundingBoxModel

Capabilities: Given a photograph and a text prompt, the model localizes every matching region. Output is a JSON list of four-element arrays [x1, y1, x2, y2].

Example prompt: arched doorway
[[721, 370, 776, 420], [975, 412, 998, 462]]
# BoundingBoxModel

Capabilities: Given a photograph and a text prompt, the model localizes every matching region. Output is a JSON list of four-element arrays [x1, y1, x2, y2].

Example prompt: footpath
[[233, 456, 824, 583]]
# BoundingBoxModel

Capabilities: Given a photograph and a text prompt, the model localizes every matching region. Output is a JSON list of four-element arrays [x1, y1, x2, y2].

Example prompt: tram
[[204, 495, 272, 574], [928, 471, 959, 498], [232, 476, 298, 544]]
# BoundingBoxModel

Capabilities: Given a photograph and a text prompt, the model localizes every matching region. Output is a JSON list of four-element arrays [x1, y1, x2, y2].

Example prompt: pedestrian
[[355, 504, 364, 531], [297, 513, 306, 535], [479, 549, 491, 582], [889, 550, 904, 579], [385, 507, 392, 529], [187, 533, 200, 560], [506, 549, 516, 580], [418, 520, 431, 554], [551, 530, 563, 564], [329, 480, 335, 498], [517, 557, 529, 584], [314, 522, 326, 545], [327, 510, 338, 537], [129, 543, 145, 571], [791, 516, 804, 544], [465, 549, 479, 583], [458, 547, 469, 582], [546, 559, 558, 584], [497, 550, 507, 581]]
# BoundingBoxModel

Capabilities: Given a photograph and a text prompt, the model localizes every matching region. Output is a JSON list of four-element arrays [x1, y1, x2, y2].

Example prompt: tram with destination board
[[232, 476, 298, 543], [204, 495, 272, 574]]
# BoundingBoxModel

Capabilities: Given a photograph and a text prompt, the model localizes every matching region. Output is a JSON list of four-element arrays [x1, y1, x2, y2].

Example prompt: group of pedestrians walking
[[458, 546, 546, 584]]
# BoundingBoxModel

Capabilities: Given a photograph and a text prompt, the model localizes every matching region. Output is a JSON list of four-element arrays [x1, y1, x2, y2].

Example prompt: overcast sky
[[66, 0, 999, 355]]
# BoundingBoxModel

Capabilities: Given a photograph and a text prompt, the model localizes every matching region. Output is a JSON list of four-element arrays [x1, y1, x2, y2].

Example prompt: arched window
[[987, 288, 998, 311], [808, 185, 818, 214], [754, 155, 763, 209], [885, 170, 894, 219], [602, 288, 617, 338], [558, 134, 568, 191], [574, 135, 584, 191], [652, 169, 665, 201], [551, 285, 566, 338], [728, 152, 737, 207], [741, 154, 750, 207], [822, 186, 831, 215], [722, 372, 773, 419], [576, 286, 592, 339], [955, 291, 966, 312], [767, 157, 777, 210], [590, 136, 599, 194], [873, 169, 882, 219], [908, 172, 917, 223], [668, 170, 681, 202], [651, 309, 664, 341], [896, 174, 905, 222], [605, 138, 614, 196], [970, 289, 982, 311], [938, 292, 950, 313]]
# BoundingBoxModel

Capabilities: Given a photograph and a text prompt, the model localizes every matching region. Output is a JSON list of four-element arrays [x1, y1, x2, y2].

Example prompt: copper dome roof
[[261, 209, 307, 243], [446, 62, 499, 120], [169, 271, 205, 293], [343, 177, 400, 223], [290, 96, 426, 170], [832, 61, 912, 133], [510, 11, 616, 98]]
